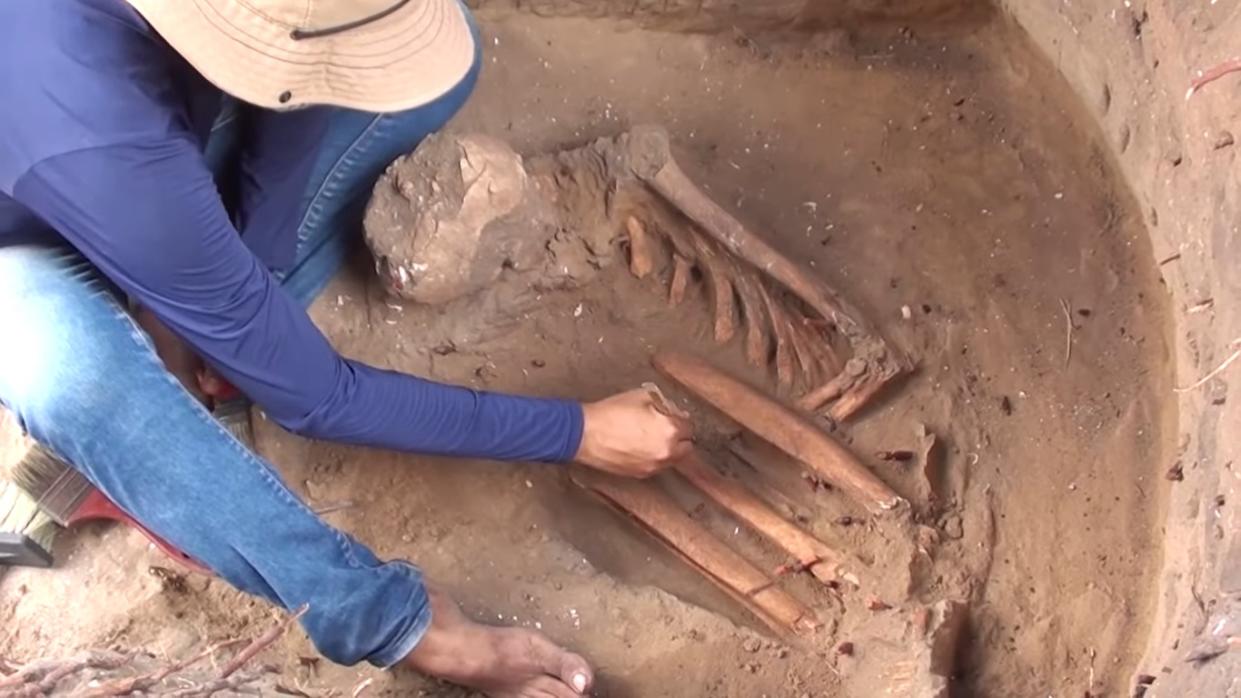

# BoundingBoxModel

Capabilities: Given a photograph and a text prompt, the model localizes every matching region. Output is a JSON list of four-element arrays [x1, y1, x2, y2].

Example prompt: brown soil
[[0, 10, 1175, 698]]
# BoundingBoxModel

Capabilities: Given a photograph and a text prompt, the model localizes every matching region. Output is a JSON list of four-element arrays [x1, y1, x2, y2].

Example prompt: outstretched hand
[[575, 388, 694, 478]]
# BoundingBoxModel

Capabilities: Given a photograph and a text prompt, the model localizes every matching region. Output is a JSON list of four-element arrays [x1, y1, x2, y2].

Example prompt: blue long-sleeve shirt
[[0, 0, 583, 463]]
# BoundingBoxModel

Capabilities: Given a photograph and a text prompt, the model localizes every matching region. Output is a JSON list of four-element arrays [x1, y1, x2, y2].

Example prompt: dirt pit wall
[[997, 2, 1241, 695], [468, 0, 983, 31]]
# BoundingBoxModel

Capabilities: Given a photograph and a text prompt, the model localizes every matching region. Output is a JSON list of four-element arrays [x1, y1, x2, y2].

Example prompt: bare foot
[[404, 588, 594, 697]]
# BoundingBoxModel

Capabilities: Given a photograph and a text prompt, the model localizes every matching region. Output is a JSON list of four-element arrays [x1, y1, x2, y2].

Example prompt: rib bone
[[668, 254, 692, 306], [624, 126, 911, 418], [686, 229, 738, 344], [625, 216, 655, 279], [758, 284, 796, 387], [732, 272, 771, 368]]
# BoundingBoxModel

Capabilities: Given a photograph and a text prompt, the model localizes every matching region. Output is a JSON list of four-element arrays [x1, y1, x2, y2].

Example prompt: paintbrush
[[0, 479, 56, 567], [198, 370, 255, 449], [9, 443, 210, 574]]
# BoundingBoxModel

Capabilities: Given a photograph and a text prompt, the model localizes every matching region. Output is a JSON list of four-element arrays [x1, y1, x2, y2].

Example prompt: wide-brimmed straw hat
[[125, 0, 476, 112]]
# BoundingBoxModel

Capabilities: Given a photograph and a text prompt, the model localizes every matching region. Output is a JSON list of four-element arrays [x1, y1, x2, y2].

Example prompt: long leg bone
[[624, 126, 911, 419], [571, 469, 819, 636], [654, 351, 905, 514], [675, 450, 858, 587]]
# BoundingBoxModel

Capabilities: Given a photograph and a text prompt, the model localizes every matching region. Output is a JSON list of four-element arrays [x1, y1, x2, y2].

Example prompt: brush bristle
[[9, 444, 92, 524], [9, 443, 72, 496], [214, 400, 255, 450]]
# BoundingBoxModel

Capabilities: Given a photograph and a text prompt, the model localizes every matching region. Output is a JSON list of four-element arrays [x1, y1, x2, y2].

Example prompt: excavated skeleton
[[363, 130, 962, 683], [364, 125, 910, 420]]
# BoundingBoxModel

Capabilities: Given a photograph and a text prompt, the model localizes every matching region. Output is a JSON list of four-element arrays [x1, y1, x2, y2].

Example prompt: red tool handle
[[68, 489, 212, 576]]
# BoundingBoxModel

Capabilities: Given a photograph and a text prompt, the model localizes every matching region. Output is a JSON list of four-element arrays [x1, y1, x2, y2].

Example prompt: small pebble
[[942, 514, 964, 539], [835, 641, 855, 656]]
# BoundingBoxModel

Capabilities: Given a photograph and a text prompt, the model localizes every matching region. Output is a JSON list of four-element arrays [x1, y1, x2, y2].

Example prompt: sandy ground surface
[[0, 11, 1176, 698]]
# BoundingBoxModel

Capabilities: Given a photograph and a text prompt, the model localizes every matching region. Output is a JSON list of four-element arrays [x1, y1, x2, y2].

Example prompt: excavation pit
[[2, 2, 1237, 697]]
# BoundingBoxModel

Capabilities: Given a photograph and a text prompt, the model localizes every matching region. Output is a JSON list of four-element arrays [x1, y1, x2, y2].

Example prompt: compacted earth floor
[[0, 9, 1175, 698]]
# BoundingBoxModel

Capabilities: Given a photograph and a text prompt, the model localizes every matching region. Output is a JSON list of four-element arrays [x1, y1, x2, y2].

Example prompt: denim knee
[[0, 248, 141, 440]]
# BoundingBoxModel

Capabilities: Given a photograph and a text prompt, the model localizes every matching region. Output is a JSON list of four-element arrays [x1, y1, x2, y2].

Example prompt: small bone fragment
[[675, 450, 856, 587], [625, 216, 656, 279], [797, 358, 866, 412], [914, 424, 942, 506], [669, 254, 693, 306], [758, 284, 796, 387], [654, 351, 905, 514], [571, 469, 818, 636], [887, 600, 967, 698], [830, 373, 889, 421], [924, 601, 967, 691]]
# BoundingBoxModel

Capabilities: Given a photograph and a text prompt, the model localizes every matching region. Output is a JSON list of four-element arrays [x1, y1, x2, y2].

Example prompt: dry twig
[[1059, 298, 1073, 368], [312, 501, 355, 516], [220, 604, 309, 679], [166, 672, 264, 697], [0, 651, 131, 694], [1175, 339, 1241, 393], [351, 677, 375, 697], [82, 640, 245, 697], [0, 606, 302, 696], [1187, 57, 1241, 99]]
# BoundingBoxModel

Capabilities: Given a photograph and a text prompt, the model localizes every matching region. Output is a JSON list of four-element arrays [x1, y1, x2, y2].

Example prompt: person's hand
[[575, 388, 694, 478], [134, 306, 207, 404]]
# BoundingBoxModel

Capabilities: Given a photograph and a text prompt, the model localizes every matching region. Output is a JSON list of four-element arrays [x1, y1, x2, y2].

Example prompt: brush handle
[[69, 489, 212, 575]]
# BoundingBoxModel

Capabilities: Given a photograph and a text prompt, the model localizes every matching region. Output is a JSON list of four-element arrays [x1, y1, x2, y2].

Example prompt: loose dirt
[[0, 10, 1174, 698]]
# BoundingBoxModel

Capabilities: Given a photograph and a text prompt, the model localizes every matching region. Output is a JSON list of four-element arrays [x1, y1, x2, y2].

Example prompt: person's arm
[[13, 139, 583, 462]]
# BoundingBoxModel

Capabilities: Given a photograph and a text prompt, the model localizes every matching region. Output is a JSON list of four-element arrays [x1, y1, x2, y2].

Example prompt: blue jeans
[[0, 34, 481, 667]]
